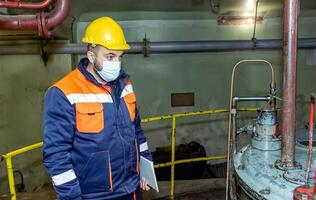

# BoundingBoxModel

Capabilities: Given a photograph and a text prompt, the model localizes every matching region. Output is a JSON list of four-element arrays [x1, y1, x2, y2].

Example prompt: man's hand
[[140, 177, 150, 191]]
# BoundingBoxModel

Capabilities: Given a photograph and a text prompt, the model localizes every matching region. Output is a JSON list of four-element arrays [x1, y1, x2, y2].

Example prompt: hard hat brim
[[106, 43, 131, 50]]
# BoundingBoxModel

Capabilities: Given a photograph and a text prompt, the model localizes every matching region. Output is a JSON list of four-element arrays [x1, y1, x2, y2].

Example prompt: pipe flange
[[283, 169, 306, 185], [275, 159, 302, 171]]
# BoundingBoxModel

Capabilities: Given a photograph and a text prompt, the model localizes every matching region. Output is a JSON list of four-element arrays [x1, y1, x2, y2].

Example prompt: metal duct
[[0, 38, 315, 55]]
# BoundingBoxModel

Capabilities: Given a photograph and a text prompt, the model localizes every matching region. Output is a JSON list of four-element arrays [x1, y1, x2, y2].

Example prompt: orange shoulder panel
[[52, 69, 109, 95]]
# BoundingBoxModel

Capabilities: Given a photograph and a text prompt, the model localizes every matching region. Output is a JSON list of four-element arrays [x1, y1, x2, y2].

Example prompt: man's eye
[[107, 55, 114, 60]]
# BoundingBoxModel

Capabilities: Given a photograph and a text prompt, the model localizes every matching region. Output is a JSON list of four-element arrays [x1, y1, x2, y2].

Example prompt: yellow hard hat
[[82, 17, 130, 50]]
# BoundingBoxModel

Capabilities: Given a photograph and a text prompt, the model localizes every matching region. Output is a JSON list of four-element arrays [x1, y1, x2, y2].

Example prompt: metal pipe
[[232, 96, 273, 108], [0, 0, 70, 38], [46, 0, 70, 29], [230, 113, 237, 199], [170, 115, 176, 200], [0, 38, 316, 55], [280, 0, 299, 168], [0, 0, 52, 9], [5, 157, 16, 200], [1, 142, 43, 159]]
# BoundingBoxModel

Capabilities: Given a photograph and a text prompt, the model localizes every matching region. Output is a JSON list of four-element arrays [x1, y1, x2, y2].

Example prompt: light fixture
[[217, 0, 262, 26], [217, 15, 263, 25], [246, 0, 256, 10]]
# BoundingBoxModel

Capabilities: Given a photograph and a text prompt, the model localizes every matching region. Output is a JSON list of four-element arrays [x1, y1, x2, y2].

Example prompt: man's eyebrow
[[105, 52, 124, 57], [105, 53, 115, 56]]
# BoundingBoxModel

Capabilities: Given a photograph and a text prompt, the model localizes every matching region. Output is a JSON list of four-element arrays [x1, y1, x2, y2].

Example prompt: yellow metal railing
[[142, 108, 258, 199], [1, 108, 258, 200], [1, 142, 43, 200]]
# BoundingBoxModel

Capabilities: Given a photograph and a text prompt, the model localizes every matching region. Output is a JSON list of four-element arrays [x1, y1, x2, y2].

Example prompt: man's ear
[[87, 51, 95, 63]]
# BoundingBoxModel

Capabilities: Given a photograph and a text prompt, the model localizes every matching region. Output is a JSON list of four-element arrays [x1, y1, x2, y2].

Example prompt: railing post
[[5, 157, 16, 200], [170, 115, 176, 200]]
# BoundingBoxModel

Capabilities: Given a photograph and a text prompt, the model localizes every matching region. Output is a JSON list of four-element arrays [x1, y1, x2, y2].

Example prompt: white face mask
[[96, 60, 121, 82]]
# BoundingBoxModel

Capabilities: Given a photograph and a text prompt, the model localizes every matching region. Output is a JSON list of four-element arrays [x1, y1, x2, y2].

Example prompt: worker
[[42, 16, 152, 200]]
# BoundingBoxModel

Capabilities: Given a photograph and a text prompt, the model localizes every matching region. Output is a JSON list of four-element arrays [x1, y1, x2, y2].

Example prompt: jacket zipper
[[102, 85, 128, 188], [135, 139, 139, 175], [108, 154, 113, 191]]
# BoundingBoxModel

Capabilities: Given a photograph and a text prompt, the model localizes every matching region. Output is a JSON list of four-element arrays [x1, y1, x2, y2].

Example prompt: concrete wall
[[0, 10, 316, 194]]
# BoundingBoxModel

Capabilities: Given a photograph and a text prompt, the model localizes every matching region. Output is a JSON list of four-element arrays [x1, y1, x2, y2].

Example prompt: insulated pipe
[[0, 0, 52, 9], [0, 0, 70, 38], [280, 0, 299, 169], [0, 38, 316, 55]]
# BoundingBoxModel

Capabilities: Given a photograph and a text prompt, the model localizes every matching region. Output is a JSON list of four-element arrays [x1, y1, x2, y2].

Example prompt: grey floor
[[8, 189, 226, 200], [1, 178, 226, 200]]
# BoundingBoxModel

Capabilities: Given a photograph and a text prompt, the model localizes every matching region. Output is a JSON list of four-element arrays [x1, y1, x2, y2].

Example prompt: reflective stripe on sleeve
[[52, 169, 77, 186], [139, 142, 149, 152]]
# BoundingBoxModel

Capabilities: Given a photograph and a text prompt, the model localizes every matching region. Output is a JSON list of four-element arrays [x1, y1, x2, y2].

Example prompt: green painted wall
[[0, 54, 71, 193], [0, 9, 316, 194]]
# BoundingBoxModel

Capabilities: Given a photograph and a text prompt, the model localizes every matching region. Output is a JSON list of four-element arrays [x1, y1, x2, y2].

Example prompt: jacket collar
[[77, 58, 129, 97]]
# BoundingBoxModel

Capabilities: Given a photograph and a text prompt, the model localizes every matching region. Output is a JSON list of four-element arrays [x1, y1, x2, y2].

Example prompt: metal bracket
[[252, 37, 257, 48], [142, 34, 149, 57]]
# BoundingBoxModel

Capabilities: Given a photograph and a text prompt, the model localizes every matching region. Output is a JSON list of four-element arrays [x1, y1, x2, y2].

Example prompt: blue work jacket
[[43, 58, 152, 200]]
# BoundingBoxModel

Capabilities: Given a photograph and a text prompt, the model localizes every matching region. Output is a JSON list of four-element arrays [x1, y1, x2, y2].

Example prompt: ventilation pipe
[[0, 0, 70, 38], [0, 38, 316, 55]]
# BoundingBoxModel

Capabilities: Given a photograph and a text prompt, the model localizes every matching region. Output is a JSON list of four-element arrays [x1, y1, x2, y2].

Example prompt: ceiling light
[[217, 15, 263, 25], [246, 0, 256, 10]]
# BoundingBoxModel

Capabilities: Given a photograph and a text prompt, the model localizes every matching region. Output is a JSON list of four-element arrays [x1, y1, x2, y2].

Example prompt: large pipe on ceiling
[[0, 0, 52, 9], [280, 0, 299, 169], [0, 0, 70, 38], [0, 38, 315, 55]]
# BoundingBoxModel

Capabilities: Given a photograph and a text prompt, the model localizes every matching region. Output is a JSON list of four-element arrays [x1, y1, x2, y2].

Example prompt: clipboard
[[140, 156, 159, 192]]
